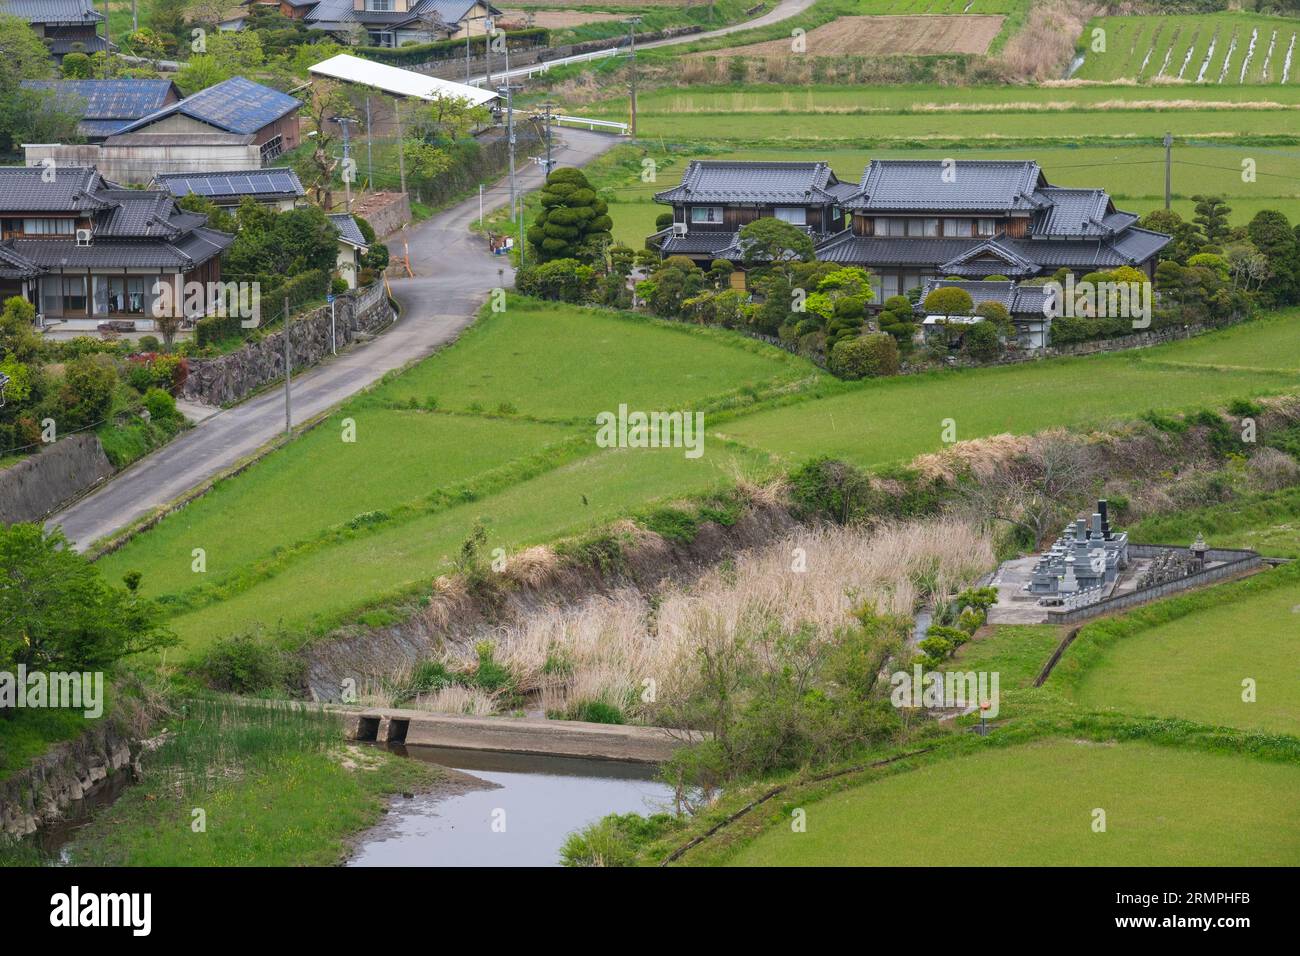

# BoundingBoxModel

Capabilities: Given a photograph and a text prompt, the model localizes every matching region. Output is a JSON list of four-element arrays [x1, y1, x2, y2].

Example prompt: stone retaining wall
[[0, 434, 115, 526], [180, 283, 394, 407], [1044, 545, 1265, 626]]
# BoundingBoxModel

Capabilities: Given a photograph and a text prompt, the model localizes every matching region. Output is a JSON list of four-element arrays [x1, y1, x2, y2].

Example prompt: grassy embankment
[[53, 700, 438, 867]]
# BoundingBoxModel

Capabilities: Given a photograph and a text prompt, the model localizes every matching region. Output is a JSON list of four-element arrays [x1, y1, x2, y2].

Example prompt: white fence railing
[[466, 45, 627, 87]]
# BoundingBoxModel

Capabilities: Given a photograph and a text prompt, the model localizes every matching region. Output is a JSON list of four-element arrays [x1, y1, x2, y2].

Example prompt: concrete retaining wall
[[180, 283, 394, 407], [1045, 545, 1264, 625], [343, 708, 695, 763], [0, 434, 115, 526]]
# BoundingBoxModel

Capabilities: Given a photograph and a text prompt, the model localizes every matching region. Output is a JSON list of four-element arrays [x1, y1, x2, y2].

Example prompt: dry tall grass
[[998, 1, 1099, 82], [409, 520, 994, 721]]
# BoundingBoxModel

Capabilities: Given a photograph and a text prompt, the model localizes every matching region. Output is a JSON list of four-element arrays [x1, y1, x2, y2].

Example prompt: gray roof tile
[[849, 160, 1048, 213], [328, 213, 368, 248], [655, 160, 844, 206], [0, 0, 101, 24]]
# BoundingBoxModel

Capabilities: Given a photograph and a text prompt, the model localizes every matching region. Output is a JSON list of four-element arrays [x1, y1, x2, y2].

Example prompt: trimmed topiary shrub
[[829, 332, 900, 380]]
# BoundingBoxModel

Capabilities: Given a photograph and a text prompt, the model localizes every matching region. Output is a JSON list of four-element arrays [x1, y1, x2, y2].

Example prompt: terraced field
[[101, 303, 1300, 652], [1075, 13, 1300, 84], [724, 739, 1300, 866]]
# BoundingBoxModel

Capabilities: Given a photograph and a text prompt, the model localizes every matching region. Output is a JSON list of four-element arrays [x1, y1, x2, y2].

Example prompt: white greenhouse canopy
[[308, 54, 499, 108]]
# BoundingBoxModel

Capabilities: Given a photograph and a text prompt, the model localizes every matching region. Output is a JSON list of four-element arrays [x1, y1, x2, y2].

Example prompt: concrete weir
[[343, 708, 693, 764]]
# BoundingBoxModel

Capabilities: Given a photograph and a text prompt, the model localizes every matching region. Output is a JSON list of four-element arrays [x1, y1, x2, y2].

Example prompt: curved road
[[46, 0, 820, 550], [49, 128, 620, 551]]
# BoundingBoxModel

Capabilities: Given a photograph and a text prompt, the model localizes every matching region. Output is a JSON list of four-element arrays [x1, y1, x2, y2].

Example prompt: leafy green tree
[[829, 333, 899, 380], [527, 168, 613, 264], [61, 51, 92, 78], [177, 194, 235, 233], [962, 319, 1002, 362], [0, 525, 175, 675], [1192, 195, 1232, 249], [1246, 209, 1298, 305], [0, 15, 82, 152], [737, 217, 815, 281]]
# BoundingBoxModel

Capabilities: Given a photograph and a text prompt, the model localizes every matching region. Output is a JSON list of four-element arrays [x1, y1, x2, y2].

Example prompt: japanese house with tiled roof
[[0, 166, 233, 334], [651, 159, 1171, 304], [0, 0, 108, 60], [248, 0, 501, 47], [652, 160, 857, 266]]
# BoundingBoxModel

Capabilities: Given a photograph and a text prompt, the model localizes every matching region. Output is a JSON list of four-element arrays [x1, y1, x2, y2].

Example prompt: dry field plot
[[697, 15, 1006, 58], [501, 8, 625, 27]]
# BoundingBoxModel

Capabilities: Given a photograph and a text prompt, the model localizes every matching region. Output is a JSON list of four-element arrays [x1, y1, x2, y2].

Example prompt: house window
[[977, 218, 997, 237], [106, 277, 146, 314], [22, 218, 76, 236], [911, 218, 939, 237], [366, 0, 394, 11], [877, 217, 906, 237], [775, 207, 806, 225], [260, 134, 284, 163], [868, 273, 883, 302], [690, 206, 724, 224], [367, 30, 395, 47], [61, 276, 87, 313], [880, 273, 900, 300], [943, 218, 970, 237]]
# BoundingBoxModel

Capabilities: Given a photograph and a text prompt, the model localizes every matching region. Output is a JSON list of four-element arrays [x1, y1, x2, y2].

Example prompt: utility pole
[[365, 97, 373, 187], [484, 16, 494, 88], [283, 297, 291, 436], [500, 82, 523, 268], [626, 16, 642, 138], [132, 0, 138, 32], [337, 117, 357, 212], [538, 101, 556, 174], [1163, 131, 1173, 210], [466, 21, 471, 82], [395, 97, 407, 198]]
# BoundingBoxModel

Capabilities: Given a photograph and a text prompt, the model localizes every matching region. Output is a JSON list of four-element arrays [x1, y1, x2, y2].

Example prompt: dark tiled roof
[[659, 232, 741, 257], [0, 0, 102, 24], [849, 160, 1048, 214], [154, 168, 304, 202], [940, 238, 1039, 278], [120, 77, 301, 136], [0, 166, 112, 213], [0, 242, 41, 279], [19, 80, 178, 127], [0, 166, 233, 272], [655, 160, 845, 206], [328, 213, 368, 248], [918, 279, 1054, 317], [43, 32, 110, 54], [816, 233, 984, 267]]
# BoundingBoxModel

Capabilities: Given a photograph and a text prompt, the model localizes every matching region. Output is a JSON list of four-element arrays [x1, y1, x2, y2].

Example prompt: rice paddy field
[[1075, 13, 1300, 84], [100, 301, 1300, 653], [723, 739, 1300, 865], [1067, 573, 1300, 737]]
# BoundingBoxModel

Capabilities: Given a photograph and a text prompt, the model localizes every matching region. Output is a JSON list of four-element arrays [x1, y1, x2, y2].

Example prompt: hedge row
[[195, 270, 330, 348]]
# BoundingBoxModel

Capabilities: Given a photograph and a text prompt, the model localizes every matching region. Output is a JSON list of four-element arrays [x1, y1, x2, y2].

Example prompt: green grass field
[[725, 739, 1300, 865], [1076, 13, 1300, 84], [718, 313, 1300, 468], [1128, 486, 1300, 558], [99, 299, 1300, 653], [1068, 573, 1300, 736]]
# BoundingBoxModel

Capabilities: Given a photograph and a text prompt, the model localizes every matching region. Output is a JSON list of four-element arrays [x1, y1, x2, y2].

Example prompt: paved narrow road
[[49, 128, 621, 551]]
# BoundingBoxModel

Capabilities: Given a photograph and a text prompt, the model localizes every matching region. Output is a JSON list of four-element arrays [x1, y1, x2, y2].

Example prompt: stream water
[[347, 745, 675, 867]]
